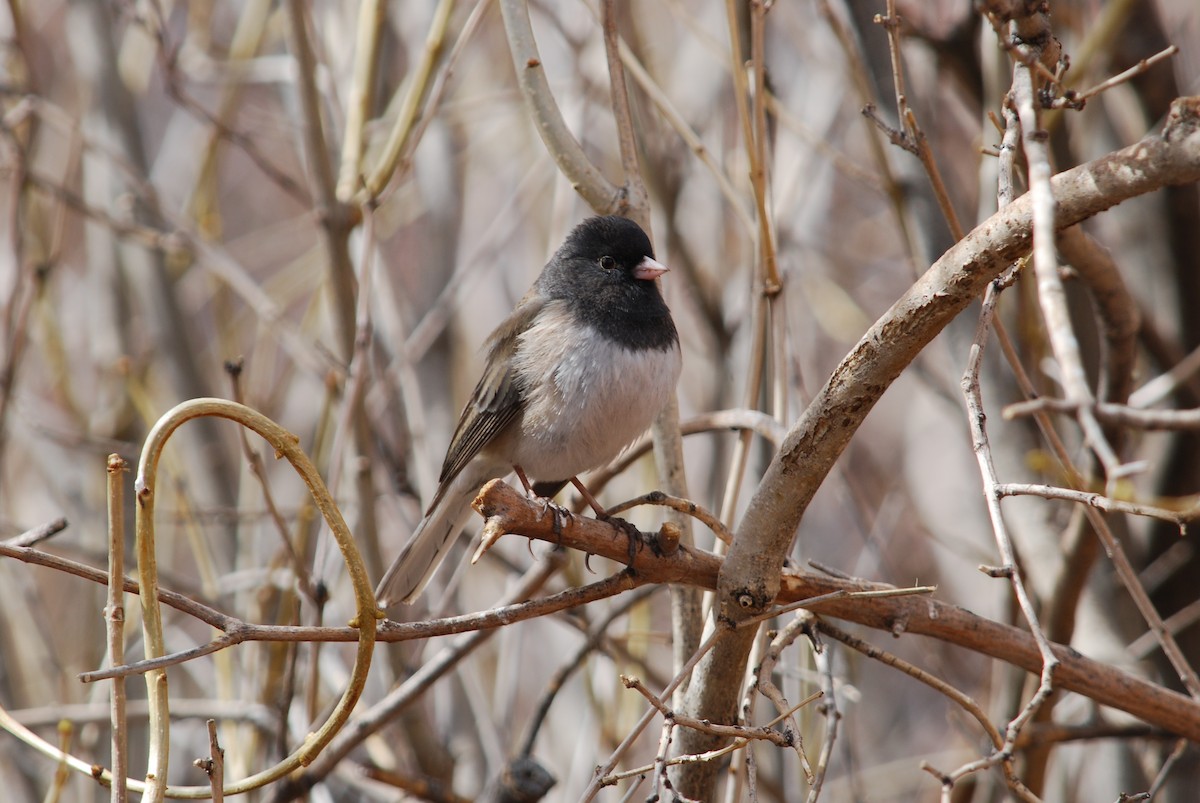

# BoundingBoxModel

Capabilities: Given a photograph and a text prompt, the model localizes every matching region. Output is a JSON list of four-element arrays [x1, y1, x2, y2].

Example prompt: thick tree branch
[[469, 480, 1200, 742], [684, 96, 1200, 764]]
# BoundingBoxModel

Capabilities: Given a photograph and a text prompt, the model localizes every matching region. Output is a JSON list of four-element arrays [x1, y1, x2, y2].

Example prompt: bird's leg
[[568, 476, 641, 562], [569, 476, 608, 517], [514, 465, 535, 496], [514, 465, 569, 539]]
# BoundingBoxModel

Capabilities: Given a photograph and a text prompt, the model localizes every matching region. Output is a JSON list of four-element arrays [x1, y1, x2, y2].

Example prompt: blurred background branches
[[0, 1, 1199, 801]]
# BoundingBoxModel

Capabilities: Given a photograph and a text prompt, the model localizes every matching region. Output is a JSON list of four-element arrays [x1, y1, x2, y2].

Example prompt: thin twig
[[4, 516, 68, 548], [1051, 45, 1179, 109], [132, 399, 378, 800], [622, 675, 793, 747], [517, 586, 658, 756], [995, 482, 1195, 526], [336, 0, 387, 201], [1146, 739, 1189, 799], [106, 455, 129, 803], [875, 0, 965, 241], [755, 615, 816, 782], [141, 4, 310, 205], [961, 274, 1059, 793], [497, 0, 620, 212], [819, 0, 923, 270], [261, 559, 561, 803], [599, 0, 646, 221], [604, 491, 734, 546], [1011, 62, 1123, 478], [992, 277, 1200, 699], [583, 623, 731, 801], [361, 0, 456, 200], [80, 568, 635, 683], [1130, 340, 1200, 409], [817, 620, 1003, 749], [612, 34, 755, 234], [651, 717, 674, 801], [192, 719, 225, 803], [226, 362, 322, 603]]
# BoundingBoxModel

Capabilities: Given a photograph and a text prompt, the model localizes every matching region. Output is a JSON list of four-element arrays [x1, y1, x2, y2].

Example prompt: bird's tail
[[375, 460, 505, 606]]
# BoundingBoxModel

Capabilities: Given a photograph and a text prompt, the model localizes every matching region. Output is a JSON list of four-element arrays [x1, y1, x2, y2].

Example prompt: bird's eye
[[599, 255, 616, 270]]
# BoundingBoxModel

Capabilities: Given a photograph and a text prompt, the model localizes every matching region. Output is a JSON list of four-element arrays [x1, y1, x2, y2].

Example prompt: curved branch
[[497, 0, 621, 213], [469, 480, 1200, 742], [133, 399, 377, 800], [687, 95, 1200, 762]]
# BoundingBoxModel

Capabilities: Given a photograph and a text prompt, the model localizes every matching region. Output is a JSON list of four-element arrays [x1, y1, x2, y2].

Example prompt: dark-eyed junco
[[376, 215, 681, 606]]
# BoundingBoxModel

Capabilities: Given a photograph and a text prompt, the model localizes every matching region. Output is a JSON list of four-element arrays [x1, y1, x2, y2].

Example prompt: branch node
[[656, 521, 681, 555]]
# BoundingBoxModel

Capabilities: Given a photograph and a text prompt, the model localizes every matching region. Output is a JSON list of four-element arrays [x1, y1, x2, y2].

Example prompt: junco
[[376, 215, 681, 606]]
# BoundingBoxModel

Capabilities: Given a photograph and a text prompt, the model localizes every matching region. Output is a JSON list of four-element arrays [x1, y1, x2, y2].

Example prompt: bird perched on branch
[[376, 215, 682, 606]]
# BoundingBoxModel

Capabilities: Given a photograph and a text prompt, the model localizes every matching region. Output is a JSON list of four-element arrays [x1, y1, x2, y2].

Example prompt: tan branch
[[472, 479, 1200, 742], [497, 0, 621, 212], [622, 675, 792, 747], [685, 97, 1200, 772], [1004, 397, 1200, 432]]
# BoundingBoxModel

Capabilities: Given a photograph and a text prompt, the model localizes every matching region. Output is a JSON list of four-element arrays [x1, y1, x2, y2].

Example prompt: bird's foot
[[598, 515, 642, 565], [534, 495, 570, 542]]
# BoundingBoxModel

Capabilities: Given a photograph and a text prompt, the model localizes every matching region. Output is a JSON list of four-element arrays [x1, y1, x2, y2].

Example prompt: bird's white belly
[[506, 306, 681, 481]]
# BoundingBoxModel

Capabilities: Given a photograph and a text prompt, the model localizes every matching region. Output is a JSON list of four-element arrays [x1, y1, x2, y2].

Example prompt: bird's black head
[[539, 216, 677, 351]]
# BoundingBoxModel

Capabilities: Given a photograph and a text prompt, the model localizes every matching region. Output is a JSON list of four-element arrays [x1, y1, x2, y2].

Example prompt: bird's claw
[[534, 496, 570, 543], [600, 515, 642, 565]]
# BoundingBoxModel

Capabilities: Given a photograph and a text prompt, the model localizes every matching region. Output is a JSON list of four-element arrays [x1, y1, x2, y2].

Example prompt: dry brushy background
[[1, 1, 1200, 801]]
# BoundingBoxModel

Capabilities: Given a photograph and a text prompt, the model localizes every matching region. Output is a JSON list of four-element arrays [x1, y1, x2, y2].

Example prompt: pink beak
[[633, 256, 668, 281]]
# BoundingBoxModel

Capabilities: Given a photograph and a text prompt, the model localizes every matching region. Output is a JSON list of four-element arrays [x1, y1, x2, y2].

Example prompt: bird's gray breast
[[507, 303, 681, 480]]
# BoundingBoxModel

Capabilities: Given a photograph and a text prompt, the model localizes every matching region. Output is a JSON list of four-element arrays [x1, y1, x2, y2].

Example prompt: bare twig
[[688, 91, 1200, 802], [584, 623, 732, 801], [497, 0, 621, 212], [1130, 340, 1200, 409], [261, 559, 561, 803], [192, 719, 225, 803], [517, 586, 658, 756], [336, 0, 387, 201], [1057, 225, 1140, 407], [755, 615, 815, 782], [874, 0, 965, 241], [4, 517, 68, 548], [226, 362, 322, 604], [613, 37, 755, 233], [819, 0, 922, 270], [622, 675, 793, 747], [1146, 739, 1189, 799], [650, 718, 674, 801], [0, 124, 37, 471], [1050, 45, 1180, 110], [806, 634, 839, 803], [6, 476, 1198, 745], [105, 455, 129, 803], [79, 568, 636, 682], [961, 267, 1059, 793], [995, 482, 1196, 526], [1013, 71, 1122, 480], [604, 491, 733, 546], [473, 481, 1200, 742], [599, 0, 646, 222], [816, 620, 1004, 753], [991, 282, 1200, 700], [360, 0, 456, 201], [141, 5, 310, 205]]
